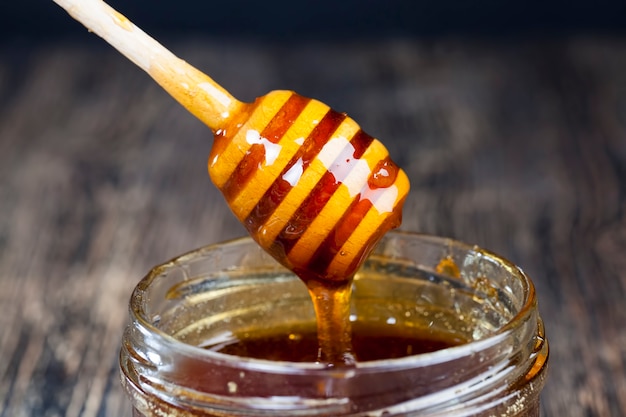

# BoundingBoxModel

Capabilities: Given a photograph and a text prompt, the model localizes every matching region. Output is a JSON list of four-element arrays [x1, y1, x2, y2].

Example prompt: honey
[[211, 322, 466, 362]]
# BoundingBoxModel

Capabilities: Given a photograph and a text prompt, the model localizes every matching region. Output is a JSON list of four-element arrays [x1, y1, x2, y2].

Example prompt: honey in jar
[[120, 232, 548, 417], [211, 322, 466, 362]]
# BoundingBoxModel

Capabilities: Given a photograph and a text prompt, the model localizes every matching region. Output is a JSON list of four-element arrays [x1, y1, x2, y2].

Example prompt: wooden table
[[1, 35, 624, 416]]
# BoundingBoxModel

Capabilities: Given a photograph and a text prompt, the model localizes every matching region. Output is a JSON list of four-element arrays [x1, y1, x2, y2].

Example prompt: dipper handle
[[52, 0, 242, 130]]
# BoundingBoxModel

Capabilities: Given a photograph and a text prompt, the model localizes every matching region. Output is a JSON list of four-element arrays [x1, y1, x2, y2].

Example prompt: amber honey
[[211, 322, 466, 363]]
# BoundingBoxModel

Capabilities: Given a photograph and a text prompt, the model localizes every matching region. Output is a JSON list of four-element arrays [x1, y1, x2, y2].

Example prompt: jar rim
[[129, 231, 537, 375]]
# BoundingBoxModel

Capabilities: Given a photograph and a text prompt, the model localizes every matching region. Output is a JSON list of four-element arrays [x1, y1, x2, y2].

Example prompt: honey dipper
[[53, 0, 410, 283]]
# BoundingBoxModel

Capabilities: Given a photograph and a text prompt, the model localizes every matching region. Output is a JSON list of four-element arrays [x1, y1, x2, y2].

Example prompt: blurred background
[[1, 1, 625, 417], [2, 0, 626, 41]]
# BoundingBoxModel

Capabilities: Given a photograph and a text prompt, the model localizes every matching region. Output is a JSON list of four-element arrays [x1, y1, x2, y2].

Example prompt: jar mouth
[[129, 231, 537, 375]]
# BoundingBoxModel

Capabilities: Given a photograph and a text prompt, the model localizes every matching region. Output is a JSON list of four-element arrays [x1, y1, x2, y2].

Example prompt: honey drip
[[306, 279, 355, 365], [209, 92, 409, 366]]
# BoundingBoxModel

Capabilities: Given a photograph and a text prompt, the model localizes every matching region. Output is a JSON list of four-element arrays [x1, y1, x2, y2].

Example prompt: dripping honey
[[210, 92, 405, 365]]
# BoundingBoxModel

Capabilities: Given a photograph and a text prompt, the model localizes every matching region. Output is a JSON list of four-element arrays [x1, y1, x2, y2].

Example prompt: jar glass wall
[[120, 232, 548, 416]]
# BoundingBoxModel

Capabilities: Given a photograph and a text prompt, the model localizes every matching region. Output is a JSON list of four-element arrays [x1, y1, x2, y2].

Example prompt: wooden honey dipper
[[53, 0, 410, 285]]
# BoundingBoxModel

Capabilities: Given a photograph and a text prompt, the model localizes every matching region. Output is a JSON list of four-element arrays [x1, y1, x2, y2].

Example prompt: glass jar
[[120, 232, 548, 416]]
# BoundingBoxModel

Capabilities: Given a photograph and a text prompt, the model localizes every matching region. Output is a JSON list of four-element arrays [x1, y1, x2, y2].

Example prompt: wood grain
[[1, 37, 624, 416]]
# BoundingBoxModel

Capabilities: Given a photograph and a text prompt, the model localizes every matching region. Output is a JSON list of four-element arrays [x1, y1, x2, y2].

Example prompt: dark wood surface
[[1, 35, 625, 416]]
